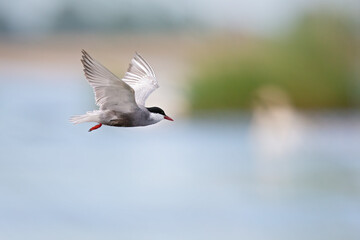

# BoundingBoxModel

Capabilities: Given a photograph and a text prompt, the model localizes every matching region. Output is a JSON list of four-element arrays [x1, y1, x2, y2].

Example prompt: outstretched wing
[[81, 50, 138, 112], [122, 53, 159, 106]]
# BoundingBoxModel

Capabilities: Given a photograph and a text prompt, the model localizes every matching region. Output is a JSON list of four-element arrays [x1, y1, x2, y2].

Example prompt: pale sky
[[0, 0, 358, 35]]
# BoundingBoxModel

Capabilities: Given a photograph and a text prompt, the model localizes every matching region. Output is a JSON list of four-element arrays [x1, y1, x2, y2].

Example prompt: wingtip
[[81, 49, 92, 60], [134, 51, 143, 59]]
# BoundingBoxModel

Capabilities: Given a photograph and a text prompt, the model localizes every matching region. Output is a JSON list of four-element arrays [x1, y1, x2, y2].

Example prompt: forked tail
[[70, 111, 101, 124]]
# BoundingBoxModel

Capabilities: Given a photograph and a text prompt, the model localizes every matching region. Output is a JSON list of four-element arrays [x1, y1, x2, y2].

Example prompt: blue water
[[0, 79, 359, 240]]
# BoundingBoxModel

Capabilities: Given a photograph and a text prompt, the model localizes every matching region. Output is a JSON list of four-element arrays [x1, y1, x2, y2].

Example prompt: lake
[[0, 78, 359, 240]]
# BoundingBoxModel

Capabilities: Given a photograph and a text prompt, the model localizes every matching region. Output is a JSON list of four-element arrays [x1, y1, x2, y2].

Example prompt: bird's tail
[[70, 111, 101, 124]]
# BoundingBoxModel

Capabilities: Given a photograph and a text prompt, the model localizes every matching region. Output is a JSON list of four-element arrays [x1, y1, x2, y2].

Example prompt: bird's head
[[147, 107, 174, 122]]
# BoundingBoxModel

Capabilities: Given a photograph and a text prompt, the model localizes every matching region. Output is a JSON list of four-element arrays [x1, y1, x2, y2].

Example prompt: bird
[[70, 50, 173, 132]]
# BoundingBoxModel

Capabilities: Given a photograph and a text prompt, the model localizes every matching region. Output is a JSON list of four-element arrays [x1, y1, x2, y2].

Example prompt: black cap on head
[[147, 107, 166, 116]]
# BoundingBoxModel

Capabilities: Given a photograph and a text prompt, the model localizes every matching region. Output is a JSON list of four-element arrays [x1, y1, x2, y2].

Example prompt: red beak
[[164, 115, 174, 121]]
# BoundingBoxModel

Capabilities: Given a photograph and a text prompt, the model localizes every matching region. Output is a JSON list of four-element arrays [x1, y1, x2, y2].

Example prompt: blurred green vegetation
[[189, 13, 360, 111]]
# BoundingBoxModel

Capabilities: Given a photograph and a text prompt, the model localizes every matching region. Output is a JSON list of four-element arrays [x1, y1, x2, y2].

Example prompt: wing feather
[[122, 53, 159, 106], [81, 50, 138, 112]]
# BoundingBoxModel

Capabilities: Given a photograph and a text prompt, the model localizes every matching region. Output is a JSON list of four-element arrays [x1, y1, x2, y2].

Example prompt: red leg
[[88, 123, 102, 132]]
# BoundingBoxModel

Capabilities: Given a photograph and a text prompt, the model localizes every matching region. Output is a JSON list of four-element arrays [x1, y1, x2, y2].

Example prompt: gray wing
[[81, 50, 138, 112], [122, 53, 159, 106]]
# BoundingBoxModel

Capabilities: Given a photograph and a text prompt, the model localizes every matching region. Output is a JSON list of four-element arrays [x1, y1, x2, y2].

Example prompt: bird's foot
[[88, 123, 102, 132]]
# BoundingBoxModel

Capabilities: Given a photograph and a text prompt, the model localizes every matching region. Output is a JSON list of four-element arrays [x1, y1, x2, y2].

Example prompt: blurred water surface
[[0, 73, 359, 240], [0, 0, 359, 238]]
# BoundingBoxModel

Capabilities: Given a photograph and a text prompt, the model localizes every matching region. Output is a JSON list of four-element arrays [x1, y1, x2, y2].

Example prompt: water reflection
[[250, 85, 305, 197]]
